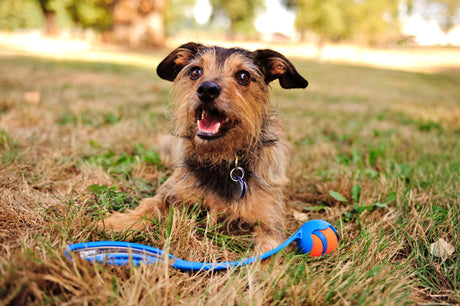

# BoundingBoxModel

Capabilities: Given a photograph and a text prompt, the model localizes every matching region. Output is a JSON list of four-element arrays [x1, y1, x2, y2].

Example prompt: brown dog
[[101, 43, 308, 252]]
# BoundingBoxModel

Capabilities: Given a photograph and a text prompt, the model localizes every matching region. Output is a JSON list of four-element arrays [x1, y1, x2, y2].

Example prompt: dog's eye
[[235, 70, 250, 86], [190, 67, 202, 80]]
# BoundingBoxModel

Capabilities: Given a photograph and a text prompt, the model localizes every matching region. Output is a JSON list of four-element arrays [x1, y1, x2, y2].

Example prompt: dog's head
[[157, 42, 308, 161]]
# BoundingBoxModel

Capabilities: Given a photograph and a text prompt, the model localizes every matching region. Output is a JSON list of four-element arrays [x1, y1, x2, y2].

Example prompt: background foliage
[[0, 0, 459, 45]]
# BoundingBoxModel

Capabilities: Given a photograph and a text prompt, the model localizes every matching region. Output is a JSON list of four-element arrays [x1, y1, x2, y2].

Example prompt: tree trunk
[[43, 10, 58, 36], [37, 0, 57, 36]]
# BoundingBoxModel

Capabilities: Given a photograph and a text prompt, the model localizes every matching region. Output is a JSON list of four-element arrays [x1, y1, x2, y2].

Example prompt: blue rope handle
[[66, 220, 338, 271]]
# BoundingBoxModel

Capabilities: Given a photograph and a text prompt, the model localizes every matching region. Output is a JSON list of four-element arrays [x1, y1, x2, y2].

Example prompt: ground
[[0, 34, 459, 304]]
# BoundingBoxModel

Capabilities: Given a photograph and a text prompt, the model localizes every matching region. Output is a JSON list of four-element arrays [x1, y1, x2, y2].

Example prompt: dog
[[101, 42, 308, 252]]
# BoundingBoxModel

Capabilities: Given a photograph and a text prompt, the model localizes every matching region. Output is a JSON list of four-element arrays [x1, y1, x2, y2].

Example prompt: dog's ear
[[157, 42, 205, 81], [254, 49, 308, 89]]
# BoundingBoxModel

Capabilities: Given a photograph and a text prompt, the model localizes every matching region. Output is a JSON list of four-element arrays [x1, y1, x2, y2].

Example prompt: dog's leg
[[99, 196, 167, 232], [252, 223, 284, 253]]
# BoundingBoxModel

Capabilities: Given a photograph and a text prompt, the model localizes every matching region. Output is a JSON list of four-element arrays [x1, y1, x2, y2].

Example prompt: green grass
[[0, 48, 459, 304]]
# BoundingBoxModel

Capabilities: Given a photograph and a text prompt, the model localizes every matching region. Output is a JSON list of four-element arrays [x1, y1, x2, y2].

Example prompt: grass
[[0, 46, 459, 305]]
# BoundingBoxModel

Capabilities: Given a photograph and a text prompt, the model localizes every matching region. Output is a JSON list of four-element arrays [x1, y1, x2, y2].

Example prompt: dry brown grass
[[0, 40, 459, 304]]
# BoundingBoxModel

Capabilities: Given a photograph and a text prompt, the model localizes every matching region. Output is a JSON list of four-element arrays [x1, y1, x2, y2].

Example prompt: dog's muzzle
[[195, 81, 235, 139]]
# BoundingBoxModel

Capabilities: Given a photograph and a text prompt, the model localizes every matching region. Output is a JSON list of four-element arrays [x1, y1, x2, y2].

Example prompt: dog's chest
[[184, 159, 252, 202]]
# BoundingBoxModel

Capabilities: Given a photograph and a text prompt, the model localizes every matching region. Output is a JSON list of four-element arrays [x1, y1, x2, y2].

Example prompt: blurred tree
[[350, 0, 401, 45], [68, 0, 166, 47], [284, 0, 401, 49], [110, 0, 166, 46], [209, 0, 264, 37], [287, 0, 350, 43], [402, 0, 415, 13], [428, 0, 460, 33], [164, 0, 196, 36], [0, 0, 43, 30], [67, 0, 112, 31], [0, 0, 72, 33], [37, 0, 58, 35]]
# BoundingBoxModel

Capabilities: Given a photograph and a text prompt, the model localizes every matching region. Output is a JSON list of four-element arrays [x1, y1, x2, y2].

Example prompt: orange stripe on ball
[[319, 228, 338, 254], [310, 233, 324, 256]]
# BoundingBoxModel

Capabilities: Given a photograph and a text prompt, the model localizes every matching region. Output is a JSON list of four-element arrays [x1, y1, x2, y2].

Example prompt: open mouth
[[196, 107, 235, 139]]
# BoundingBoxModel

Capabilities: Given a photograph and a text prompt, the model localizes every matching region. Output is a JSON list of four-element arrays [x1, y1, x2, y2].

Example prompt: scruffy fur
[[101, 43, 308, 252]]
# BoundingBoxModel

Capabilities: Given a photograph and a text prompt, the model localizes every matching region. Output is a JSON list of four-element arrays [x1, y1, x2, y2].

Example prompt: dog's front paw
[[252, 225, 284, 254], [259, 236, 283, 253], [98, 197, 166, 233], [97, 212, 145, 233]]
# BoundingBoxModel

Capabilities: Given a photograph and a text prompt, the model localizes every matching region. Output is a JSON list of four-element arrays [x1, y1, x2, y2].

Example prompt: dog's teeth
[[197, 120, 221, 135], [213, 122, 221, 133], [202, 110, 206, 120]]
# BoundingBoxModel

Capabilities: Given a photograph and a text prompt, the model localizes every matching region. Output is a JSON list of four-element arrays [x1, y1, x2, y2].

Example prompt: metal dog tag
[[232, 176, 247, 199], [230, 167, 247, 199]]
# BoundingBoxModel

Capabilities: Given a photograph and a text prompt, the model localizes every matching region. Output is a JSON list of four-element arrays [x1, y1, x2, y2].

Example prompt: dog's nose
[[197, 81, 221, 102]]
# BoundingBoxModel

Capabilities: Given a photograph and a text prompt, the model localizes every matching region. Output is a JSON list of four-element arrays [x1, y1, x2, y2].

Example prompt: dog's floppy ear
[[254, 49, 308, 89], [157, 42, 205, 81]]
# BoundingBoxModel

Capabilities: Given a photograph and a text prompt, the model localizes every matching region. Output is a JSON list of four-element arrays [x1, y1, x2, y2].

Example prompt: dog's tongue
[[198, 114, 221, 135]]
